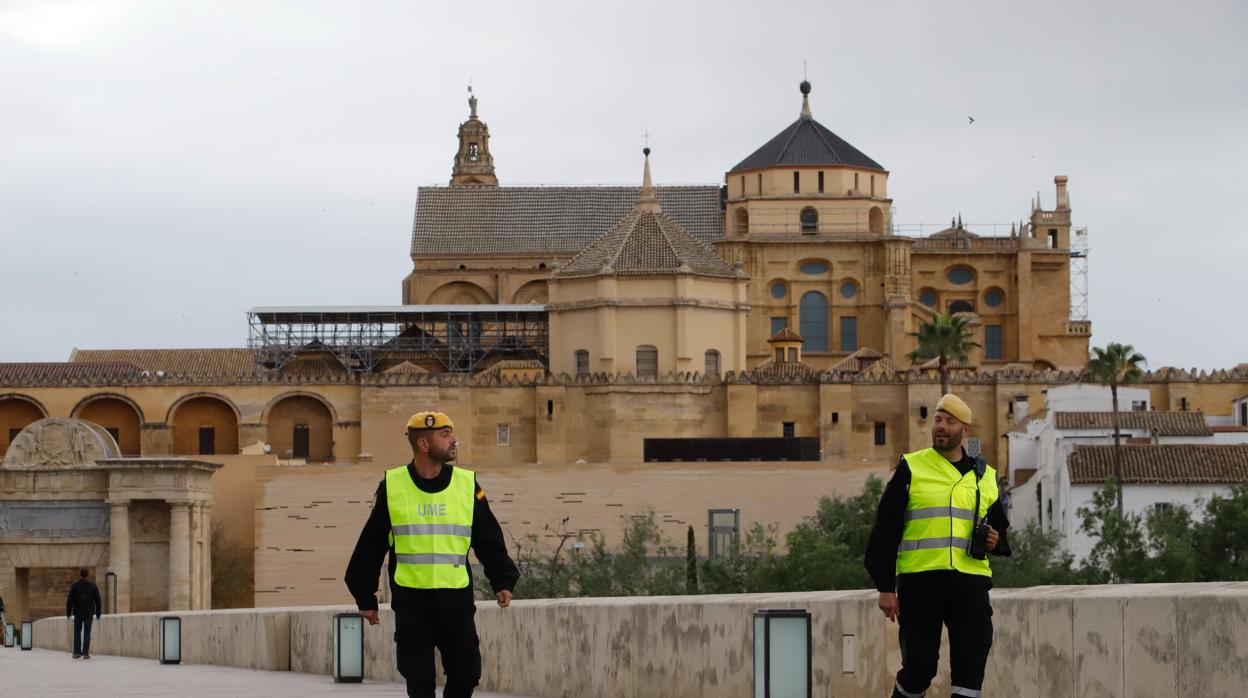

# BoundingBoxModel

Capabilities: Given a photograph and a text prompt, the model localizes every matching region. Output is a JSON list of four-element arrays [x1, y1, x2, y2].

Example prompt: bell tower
[[450, 87, 498, 186]]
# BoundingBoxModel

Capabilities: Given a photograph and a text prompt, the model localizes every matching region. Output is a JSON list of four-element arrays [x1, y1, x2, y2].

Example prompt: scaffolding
[[1069, 227, 1089, 321], [247, 305, 549, 374]]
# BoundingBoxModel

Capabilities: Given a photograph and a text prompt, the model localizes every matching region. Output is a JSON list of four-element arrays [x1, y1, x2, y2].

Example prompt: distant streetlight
[[159, 616, 182, 664], [20, 620, 33, 651], [333, 613, 364, 683], [753, 608, 811, 698]]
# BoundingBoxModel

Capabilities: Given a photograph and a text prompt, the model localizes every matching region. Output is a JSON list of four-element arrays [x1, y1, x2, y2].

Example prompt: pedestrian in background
[[66, 569, 102, 659]]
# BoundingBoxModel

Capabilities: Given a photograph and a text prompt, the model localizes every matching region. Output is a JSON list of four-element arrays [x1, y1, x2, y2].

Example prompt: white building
[[1007, 384, 1248, 562]]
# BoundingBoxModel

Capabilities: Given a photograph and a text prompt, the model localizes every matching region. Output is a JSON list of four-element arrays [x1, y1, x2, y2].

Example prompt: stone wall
[[31, 583, 1248, 697], [251, 460, 882, 608]]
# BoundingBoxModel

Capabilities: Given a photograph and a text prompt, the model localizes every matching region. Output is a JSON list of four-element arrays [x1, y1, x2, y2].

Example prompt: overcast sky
[[2, 0, 1245, 369]]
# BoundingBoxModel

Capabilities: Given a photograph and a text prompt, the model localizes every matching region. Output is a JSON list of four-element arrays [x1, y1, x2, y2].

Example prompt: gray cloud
[[2, 0, 1244, 368]]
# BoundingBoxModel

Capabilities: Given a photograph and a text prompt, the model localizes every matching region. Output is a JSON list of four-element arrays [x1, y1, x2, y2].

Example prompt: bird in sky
[[968, 116, 975, 124]]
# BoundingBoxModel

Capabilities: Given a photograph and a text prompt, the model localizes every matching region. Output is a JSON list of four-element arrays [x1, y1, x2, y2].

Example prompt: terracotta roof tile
[[1055, 411, 1211, 437], [1068, 444, 1248, 484], [768, 327, 804, 343], [72, 348, 255, 377], [410, 185, 724, 258], [554, 210, 738, 279], [0, 362, 141, 385], [751, 360, 820, 379]]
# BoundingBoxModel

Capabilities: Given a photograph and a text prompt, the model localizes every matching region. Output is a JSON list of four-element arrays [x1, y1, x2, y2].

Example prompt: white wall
[[1044, 384, 1150, 412], [1062, 482, 1234, 562]]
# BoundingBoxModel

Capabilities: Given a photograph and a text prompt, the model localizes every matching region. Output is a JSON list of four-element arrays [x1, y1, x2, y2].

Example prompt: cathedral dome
[[729, 81, 884, 173]]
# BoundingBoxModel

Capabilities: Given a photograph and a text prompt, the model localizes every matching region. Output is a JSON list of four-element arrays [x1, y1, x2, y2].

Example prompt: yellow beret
[[935, 394, 972, 425], [406, 411, 455, 431]]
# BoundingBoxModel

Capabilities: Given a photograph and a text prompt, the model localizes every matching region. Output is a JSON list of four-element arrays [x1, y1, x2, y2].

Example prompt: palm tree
[[1082, 343, 1147, 515], [908, 312, 979, 395]]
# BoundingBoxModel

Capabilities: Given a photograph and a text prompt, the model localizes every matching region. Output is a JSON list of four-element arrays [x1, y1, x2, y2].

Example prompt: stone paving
[[0, 647, 536, 697]]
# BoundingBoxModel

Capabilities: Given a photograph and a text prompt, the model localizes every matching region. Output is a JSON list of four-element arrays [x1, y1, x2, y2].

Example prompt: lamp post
[[333, 612, 364, 683], [20, 620, 33, 651], [159, 616, 182, 664], [753, 608, 811, 698], [105, 570, 117, 614]]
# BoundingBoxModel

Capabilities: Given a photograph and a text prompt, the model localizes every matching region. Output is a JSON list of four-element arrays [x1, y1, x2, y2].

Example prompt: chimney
[[1055, 175, 1069, 210]]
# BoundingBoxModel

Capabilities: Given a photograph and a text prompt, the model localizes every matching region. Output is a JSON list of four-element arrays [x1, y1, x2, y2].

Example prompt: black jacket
[[67, 579, 101, 619], [864, 451, 1012, 593], [344, 463, 520, 611]]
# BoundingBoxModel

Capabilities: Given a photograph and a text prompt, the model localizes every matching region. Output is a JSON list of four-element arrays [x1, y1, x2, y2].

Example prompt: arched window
[[869, 206, 884, 234], [800, 207, 818, 233], [575, 350, 589, 376], [799, 292, 829, 352], [704, 350, 721, 376], [949, 300, 974, 314], [636, 345, 658, 378], [918, 289, 938, 308], [734, 208, 750, 236]]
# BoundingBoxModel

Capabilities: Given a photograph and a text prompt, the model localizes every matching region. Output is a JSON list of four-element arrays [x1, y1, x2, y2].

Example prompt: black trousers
[[893, 571, 993, 698], [72, 615, 94, 656], [394, 591, 481, 698]]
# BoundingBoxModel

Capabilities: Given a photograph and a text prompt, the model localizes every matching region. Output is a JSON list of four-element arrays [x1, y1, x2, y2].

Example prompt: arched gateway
[[0, 418, 220, 623]]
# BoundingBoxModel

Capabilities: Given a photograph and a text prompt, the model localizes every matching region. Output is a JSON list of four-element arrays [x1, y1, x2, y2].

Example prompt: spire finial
[[799, 79, 812, 119], [635, 146, 661, 213]]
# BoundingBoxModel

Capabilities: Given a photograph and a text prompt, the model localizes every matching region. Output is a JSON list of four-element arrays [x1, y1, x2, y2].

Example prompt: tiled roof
[[71, 348, 256, 377], [730, 115, 883, 173], [751, 360, 820, 380], [1055, 411, 1212, 437], [410, 186, 724, 257], [768, 327, 804, 343], [1068, 444, 1248, 484], [830, 347, 902, 374], [0, 362, 141, 385], [554, 210, 739, 279]]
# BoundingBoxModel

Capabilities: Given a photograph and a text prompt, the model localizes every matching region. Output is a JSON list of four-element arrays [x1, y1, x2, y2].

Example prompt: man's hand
[[986, 526, 999, 552], [360, 609, 379, 626], [878, 592, 899, 623], [495, 590, 513, 608]]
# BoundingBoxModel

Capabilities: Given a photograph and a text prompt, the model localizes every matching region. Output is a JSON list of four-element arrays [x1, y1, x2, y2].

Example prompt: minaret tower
[[450, 87, 498, 186]]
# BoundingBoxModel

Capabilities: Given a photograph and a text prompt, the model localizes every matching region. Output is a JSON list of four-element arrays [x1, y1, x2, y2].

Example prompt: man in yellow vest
[[864, 394, 1011, 698], [345, 411, 519, 698]]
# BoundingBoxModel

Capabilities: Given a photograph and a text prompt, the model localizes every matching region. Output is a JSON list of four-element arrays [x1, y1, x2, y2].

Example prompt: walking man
[[864, 394, 1011, 697], [345, 411, 519, 698], [66, 569, 102, 659]]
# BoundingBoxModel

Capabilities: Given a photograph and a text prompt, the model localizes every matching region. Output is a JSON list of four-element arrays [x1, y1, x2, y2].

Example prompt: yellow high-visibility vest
[[896, 447, 998, 577], [386, 465, 475, 589]]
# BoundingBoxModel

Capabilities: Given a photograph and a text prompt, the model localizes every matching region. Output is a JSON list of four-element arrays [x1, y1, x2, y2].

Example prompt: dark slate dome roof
[[730, 116, 884, 173]]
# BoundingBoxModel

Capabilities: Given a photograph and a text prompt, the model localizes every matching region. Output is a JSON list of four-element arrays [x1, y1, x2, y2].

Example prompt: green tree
[[1191, 484, 1248, 581], [1082, 342, 1147, 514], [1077, 481, 1149, 583], [1141, 503, 1198, 583], [685, 525, 698, 594], [991, 522, 1082, 587], [908, 312, 979, 394]]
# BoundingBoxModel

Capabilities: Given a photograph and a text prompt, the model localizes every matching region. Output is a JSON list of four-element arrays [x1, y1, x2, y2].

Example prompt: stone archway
[[428, 281, 493, 305], [0, 395, 47, 457], [512, 280, 549, 305], [73, 395, 143, 456], [169, 394, 239, 456], [265, 394, 334, 461]]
